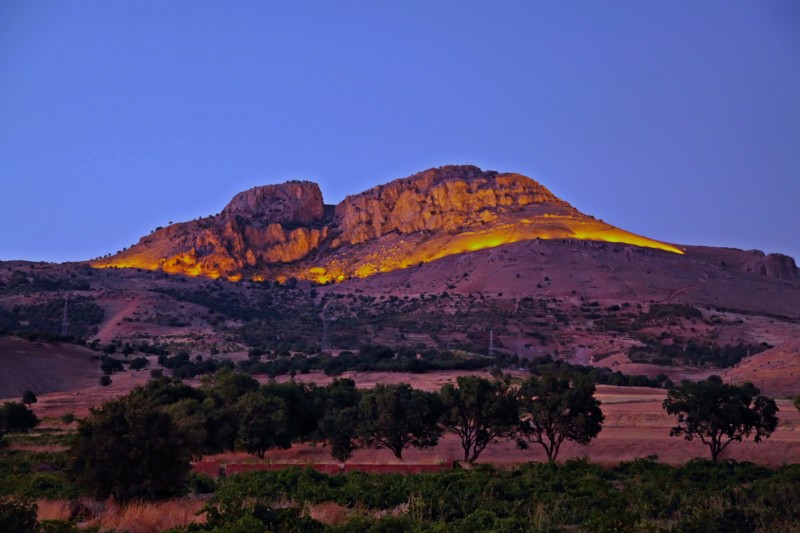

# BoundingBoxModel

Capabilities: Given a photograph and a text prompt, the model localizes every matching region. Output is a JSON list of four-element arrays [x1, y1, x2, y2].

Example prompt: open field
[[22, 370, 800, 468]]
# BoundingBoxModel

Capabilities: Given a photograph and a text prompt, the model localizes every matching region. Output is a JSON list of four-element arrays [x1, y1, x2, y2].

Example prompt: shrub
[[70, 394, 191, 502], [0, 497, 37, 533]]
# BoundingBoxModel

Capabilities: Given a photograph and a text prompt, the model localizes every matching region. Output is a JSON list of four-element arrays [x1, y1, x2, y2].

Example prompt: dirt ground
[[0, 339, 102, 400]]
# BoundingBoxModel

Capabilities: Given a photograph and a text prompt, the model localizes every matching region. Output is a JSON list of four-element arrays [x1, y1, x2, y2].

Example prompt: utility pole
[[489, 329, 495, 357], [60, 297, 70, 337], [322, 316, 330, 352]]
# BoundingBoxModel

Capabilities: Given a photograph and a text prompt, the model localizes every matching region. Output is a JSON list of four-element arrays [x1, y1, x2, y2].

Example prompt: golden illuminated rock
[[333, 167, 564, 246], [92, 165, 686, 282]]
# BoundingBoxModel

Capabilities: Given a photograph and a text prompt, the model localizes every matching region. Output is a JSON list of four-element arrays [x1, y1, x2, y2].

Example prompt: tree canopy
[[70, 394, 191, 502], [0, 402, 39, 433], [317, 378, 362, 463], [358, 383, 444, 460], [20, 390, 37, 405], [662, 376, 779, 461], [516, 372, 604, 462], [440, 376, 519, 464], [236, 391, 291, 459]]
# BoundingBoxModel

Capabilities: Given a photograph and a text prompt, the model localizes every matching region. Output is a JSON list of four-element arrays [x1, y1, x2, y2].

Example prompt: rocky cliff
[[92, 165, 735, 283], [331, 166, 567, 247]]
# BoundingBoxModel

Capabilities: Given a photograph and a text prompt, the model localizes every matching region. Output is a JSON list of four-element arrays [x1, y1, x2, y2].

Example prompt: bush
[[0, 402, 39, 433], [0, 497, 37, 533], [70, 394, 191, 502]]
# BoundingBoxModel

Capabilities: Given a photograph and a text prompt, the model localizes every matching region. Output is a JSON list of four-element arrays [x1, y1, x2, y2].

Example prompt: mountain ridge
[[92, 165, 693, 282]]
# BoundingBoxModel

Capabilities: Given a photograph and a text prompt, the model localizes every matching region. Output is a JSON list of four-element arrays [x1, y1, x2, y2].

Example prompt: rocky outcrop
[[92, 181, 329, 279], [331, 166, 568, 246], [90, 165, 684, 282], [743, 251, 799, 281], [222, 181, 325, 225]]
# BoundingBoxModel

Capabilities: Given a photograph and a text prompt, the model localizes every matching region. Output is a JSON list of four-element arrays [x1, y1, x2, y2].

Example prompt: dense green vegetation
[[0, 270, 91, 295], [629, 339, 771, 368], [0, 371, 794, 531], [0, 298, 104, 339], [191, 460, 800, 532], [239, 344, 502, 377], [1, 458, 797, 531]]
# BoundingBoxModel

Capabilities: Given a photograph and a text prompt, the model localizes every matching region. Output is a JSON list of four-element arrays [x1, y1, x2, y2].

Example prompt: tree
[[261, 380, 321, 443], [129, 357, 149, 371], [318, 378, 361, 463], [517, 372, 604, 462], [70, 394, 191, 502], [21, 390, 37, 405], [202, 369, 259, 406], [0, 402, 39, 433], [440, 376, 519, 464], [662, 376, 779, 461], [237, 391, 290, 459], [357, 383, 443, 460], [162, 398, 212, 460], [794, 396, 800, 414], [98, 375, 112, 387]]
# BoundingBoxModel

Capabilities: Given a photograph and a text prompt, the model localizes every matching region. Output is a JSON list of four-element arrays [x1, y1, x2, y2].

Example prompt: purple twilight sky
[[1, 1, 799, 262]]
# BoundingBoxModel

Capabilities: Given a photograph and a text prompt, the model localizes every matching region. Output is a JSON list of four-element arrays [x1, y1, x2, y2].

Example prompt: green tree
[[21, 390, 37, 405], [357, 383, 443, 460], [132, 375, 240, 454], [70, 394, 191, 502], [440, 376, 519, 464], [662, 376, 779, 461], [202, 369, 259, 406], [0, 402, 40, 432], [261, 380, 321, 443], [98, 375, 111, 387], [517, 372, 604, 462], [318, 378, 361, 463], [237, 391, 290, 459], [162, 398, 212, 459], [794, 396, 800, 413], [134, 375, 202, 406]]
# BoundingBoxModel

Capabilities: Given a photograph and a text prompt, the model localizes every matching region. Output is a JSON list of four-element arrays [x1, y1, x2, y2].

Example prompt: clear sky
[[1, 1, 799, 263]]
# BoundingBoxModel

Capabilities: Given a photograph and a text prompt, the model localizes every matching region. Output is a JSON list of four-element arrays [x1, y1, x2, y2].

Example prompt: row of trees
[[69, 370, 781, 503]]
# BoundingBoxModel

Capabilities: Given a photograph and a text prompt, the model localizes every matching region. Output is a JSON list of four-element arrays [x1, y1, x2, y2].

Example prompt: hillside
[[1, 165, 798, 398]]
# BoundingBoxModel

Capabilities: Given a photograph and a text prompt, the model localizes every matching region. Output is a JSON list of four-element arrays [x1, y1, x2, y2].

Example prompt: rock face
[[332, 166, 566, 246], [91, 165, 699, 282], [743, 252, 799, 281], [94, 181, 328, 279], [222, 181, 325, 224]]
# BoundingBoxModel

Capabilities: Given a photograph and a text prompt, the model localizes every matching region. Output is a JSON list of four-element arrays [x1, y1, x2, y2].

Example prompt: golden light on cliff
[[92, 215, 683, 284], [298, 217, 684, 283]]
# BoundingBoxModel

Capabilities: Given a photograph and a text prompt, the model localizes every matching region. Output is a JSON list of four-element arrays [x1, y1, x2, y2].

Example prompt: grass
[[35, 499, 72, 522], [84, 499, 207, 532]]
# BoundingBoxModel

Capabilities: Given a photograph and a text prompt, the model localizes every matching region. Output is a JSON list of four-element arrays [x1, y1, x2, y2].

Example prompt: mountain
[[2, 165, 799, 398], [91, 165, 689, 283]]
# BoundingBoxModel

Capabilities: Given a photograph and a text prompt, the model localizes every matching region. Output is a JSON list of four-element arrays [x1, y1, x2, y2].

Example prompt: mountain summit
[[93, 165, 684, 282]]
